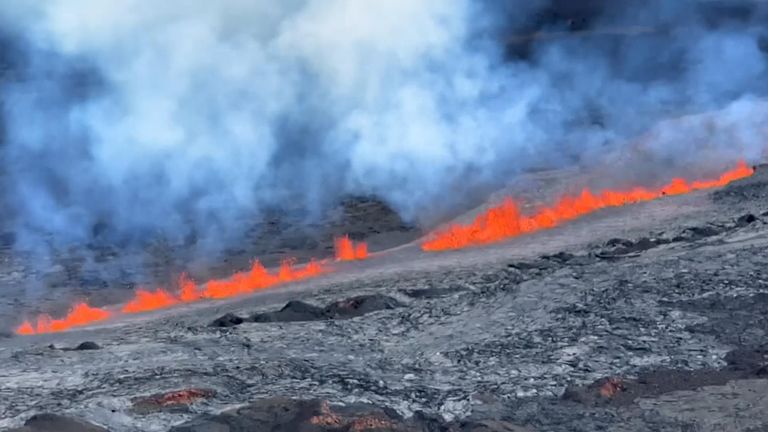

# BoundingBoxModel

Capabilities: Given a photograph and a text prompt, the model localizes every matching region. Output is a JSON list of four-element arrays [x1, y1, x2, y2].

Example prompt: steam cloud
[[0, 0, 766, 254]]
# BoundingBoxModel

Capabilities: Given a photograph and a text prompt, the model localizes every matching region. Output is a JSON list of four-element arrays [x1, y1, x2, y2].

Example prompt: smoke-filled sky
[[0, 0, 766, 253]]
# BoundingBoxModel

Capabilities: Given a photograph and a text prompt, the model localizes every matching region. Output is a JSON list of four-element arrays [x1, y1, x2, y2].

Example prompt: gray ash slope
[[3, 169, 768, 431]]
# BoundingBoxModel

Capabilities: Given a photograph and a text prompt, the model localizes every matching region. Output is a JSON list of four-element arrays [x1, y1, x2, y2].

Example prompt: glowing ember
[[15, 302, 112, 335], [335, 235, 369, 261], [422, 161, 755, 251], [152, 388, 214, 407], [599, 377, 625, 398]]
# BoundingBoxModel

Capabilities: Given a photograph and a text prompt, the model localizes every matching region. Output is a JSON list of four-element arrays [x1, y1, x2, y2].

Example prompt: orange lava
[[122, 288, 179, 313], [178, 273, 201, 302], [15, 258, 328, 335], [13, 157, 751, 336], [204, 258, 325, 299], [15, 302, 112, 335], [422, 161, 755, 251], [335, 235, 369, 261]]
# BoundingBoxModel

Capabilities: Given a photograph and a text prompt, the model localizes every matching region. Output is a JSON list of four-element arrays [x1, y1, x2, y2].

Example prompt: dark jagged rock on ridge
[[251, 300, 327, 323], [212, 294, 405, 327], [169, 398, 406, 432], [74, 341, 101, 351], [323, 294, 404, 320], [402, 286, 466, 299], [210, 313, 245, 328], [169, 397, 532, 432], [736, 213, 759, 227], [6, 413, 108, 432]]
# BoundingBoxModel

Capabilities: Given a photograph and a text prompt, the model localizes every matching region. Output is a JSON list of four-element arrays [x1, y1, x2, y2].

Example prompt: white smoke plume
[[0, 0, 766, 253]]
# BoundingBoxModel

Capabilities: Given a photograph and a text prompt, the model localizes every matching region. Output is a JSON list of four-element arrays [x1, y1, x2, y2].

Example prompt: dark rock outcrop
[[251, 300, 327, 323], [169, 398, 531, 432], [6, 413, 108, 432], [323, 294, 404, 320], [213, 295, 405, 327], [210, 313, 245, 328], [75, 341, 101, 351]]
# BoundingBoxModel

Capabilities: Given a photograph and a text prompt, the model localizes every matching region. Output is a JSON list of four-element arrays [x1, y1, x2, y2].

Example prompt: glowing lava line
[[15, 303, 113, 335], [422, 161, 755, 252], [12, 156, 753, 336], [15, 236, 369, 335]]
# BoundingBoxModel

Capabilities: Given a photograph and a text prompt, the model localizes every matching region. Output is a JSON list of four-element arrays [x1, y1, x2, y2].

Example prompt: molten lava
[[203, 258, 324, 299], [12, 156, 753, 337], [122, 288, 179, 313], [335, 235, 369, 261], [15, 256, 329, 335], [422, 161, 754, 251], [15, 302, 112, 335]]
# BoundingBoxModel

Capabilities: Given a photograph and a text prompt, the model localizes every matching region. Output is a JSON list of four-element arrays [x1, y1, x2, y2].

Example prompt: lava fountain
[[15, 235, 369, 335], [422, 161, 755, 252]]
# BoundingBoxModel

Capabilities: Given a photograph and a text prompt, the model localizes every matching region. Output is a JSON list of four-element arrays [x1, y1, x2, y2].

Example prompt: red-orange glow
[[15, 257, 329, 335], [178, 273, 201, 302], [15, 302, 112, 335], [422, 161, 754, 251], [121, 288, 179, 313], [354, 242, 368, 260], [335, 235, 369, 261], [203, 258, 326, 300], [15, 161, 753, 335]]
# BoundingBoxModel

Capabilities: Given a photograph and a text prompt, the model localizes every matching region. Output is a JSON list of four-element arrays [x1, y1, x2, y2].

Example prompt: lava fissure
[[12, 159, 751, 337], [422, 161, 755, 252], [15, 235, 369, 335]]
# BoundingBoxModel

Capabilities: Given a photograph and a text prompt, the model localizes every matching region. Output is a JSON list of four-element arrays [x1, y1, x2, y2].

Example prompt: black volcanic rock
[[402, 286, 466, 299], [251, 300, 327, 323], [170, 398, 404, 432], [541, 252, 575, 263], [75, 341, 101, 351], [170, 397, 530, 432], [7, 413, 108, 432], [724, 345, 768, 373], [672, 226, 722, 242], [736, 213, 758, 227], [210, 313, 245, 328], [249, 295, 404, 324], [323, 294, 404, 320], [56, 341, 102, 351], [595, 237, 665, 259]]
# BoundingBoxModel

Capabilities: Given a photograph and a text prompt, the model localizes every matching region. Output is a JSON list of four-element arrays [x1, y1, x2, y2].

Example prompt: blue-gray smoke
[[0, 0, 766, 255]]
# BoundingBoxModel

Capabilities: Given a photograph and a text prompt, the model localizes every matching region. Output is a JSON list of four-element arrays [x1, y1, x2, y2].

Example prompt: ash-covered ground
[[2, 167, 768, 431]]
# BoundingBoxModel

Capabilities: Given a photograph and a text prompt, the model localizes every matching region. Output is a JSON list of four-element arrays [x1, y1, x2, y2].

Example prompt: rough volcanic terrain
[[1, 166, 768, 431]]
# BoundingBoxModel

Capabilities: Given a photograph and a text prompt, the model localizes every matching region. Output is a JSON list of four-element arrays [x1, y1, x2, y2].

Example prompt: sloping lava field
[[2, 167, 768, 431]]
